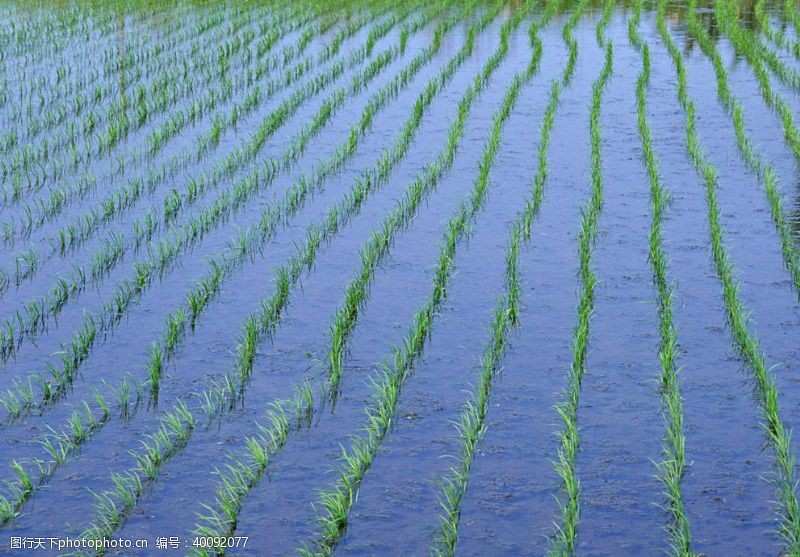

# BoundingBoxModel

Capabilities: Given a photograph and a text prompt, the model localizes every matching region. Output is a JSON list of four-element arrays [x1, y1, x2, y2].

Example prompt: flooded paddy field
[[1, 0, 800, 555]]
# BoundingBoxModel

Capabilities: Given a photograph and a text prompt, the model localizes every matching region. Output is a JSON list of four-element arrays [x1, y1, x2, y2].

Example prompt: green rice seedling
[[208, 113, 224, 148], [133, 261, 151, 292], [117, 377, 131, 417], [199, 388, 226, 421], [10, 461, 32, 499], [83, 400, 99, 432], [787, 0, 800, 40], [112, 375, 140, 421], [91, 231, 125, 280], [164, 308, 186, 354], [0, 319, 16, 362], [236, 317, 258, 384], [163, 189, 182, 223], [83, 110, 96, 136], [164, 405, 192, 445], [0, 129, 17, 152], [222, 373, 238, 411], [84, 491, 122, 543], [49, 277, 72, 315], [93, 389, 110, 421], [110, 472, 140, 510], [17, 376, 34, 407], [113, 153, 125, 176], [133, 439, 161, 482], [244, 437, 268, 470], [15, 246, 39, 284], [29, 458, 49, 482], [134, 210, 161, 250], [39, 433, 69, 465], [24, 299, 45, 335], [32, 373, 52, 404], [0, 493, 16, 522], [68, 409, 87, 444], [148, 343, 165, 396], [174, 400, 195, 431], [292, 381, 315, 426], [186, 290, 208, 330], [71, 263, 86, 291], [0, 389, 21, 421], [1, 223, 13, 246], [10, 174, 21, 202]]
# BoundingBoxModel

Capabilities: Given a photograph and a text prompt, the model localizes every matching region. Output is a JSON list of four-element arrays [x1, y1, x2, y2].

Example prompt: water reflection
[[15, 0, 790, 47]]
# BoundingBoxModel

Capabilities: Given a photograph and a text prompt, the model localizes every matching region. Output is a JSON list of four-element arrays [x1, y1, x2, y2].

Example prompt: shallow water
[[2, 1, 800, 556]]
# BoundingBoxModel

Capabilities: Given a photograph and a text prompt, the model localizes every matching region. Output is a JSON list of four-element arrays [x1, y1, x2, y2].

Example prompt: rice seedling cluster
[[548, 3, 613, 553], [3, 0, 800, 555], [633, 1, 692, 552]]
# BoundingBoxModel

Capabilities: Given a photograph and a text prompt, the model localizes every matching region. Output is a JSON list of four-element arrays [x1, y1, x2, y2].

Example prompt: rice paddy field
[[4, 0, 800, 554]]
